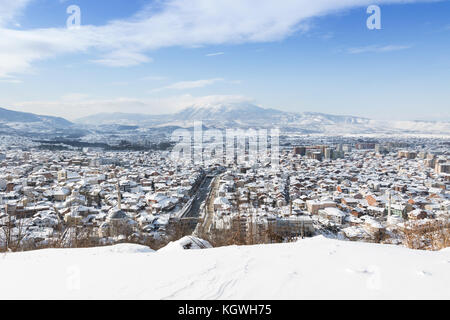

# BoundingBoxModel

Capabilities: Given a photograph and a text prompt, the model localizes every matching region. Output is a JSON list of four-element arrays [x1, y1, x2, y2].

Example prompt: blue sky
[[0, 0, 449, 121]]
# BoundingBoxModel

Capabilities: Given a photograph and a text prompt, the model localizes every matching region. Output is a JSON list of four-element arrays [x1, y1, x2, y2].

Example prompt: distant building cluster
[[0, 146, 205, 249], [205, 138, 449, 244]]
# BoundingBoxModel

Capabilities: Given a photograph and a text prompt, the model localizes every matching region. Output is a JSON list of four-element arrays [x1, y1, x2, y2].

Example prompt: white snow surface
[[158, 236, 213, 252], [1, 236, 449, 300]]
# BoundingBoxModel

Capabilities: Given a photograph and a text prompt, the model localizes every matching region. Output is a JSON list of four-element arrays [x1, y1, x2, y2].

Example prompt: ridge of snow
[[0, 237, 449, 299]]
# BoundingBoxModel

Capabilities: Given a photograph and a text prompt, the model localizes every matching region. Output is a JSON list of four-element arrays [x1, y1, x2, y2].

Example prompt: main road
[[183, 174, 215, 218]]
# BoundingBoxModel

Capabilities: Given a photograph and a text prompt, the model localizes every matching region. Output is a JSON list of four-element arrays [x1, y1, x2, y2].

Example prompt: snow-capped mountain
[[169, 103, 370, 126], [0, 107, 72, 127], [75, 102, 373, 131], [0, 107, 74, 136], [166, 103, 450, 135], [1, 104, 448, 136], [171, 102, 285, 121]]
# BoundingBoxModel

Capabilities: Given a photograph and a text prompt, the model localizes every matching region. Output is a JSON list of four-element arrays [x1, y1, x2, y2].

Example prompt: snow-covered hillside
[[74, 103, 450, 136], [76, 103, 370, 130], [0, 107, 72, 127], [1, 105, 448, 136], [1, 237, 449, 300]]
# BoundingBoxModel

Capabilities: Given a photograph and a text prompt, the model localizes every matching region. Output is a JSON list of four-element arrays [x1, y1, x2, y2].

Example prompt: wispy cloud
[[0, 0, 31, 26], [0, 0, 437, 78], [206, 52, 225, 57], [347, 44, 412, 54], [0, 77, 22, 84], [150, 78, 224, 92], [91, 51, 153, 67]]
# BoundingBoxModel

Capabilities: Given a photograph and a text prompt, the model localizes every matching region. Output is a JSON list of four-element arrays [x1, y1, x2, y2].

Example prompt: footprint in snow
[[417, 270, 432, 277]]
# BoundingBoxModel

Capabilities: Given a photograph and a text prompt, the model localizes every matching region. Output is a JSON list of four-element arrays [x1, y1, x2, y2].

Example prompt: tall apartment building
[[436, 162, 450, 174]]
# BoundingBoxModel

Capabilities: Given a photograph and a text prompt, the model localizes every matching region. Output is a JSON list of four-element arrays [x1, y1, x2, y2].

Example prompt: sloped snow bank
[[158, 236, 213, 253], [0, 236, 449, 300]]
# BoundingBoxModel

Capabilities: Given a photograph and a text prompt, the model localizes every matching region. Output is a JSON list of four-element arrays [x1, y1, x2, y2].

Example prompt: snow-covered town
[[3, 0, 450, 303], [1, 135, 448, 252]]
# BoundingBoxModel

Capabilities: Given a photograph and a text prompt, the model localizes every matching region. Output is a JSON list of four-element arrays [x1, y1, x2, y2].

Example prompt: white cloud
[[0, 0, 439, 78], [0, 0, 31, 26], [206, 52, 225, 57], [0, 77, 22, 84], [91, 50, 153, 67], [151, 78, 224, 92], [348, 44, 412, 54], [0, 27, 95, 77]]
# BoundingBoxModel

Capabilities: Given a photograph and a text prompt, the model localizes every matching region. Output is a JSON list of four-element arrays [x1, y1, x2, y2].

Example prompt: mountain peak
[[173, 102, 283, 121]]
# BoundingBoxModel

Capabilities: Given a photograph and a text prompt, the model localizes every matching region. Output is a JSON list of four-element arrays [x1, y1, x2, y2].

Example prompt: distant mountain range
[[76, 102, 370, 129], [75, 102, 449, 135], [0, 104, 448, 137]]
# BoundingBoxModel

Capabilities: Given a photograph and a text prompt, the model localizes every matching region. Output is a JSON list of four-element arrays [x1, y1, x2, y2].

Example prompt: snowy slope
[[1, 237, 449, 300], [76, 103, 369, 130], [75, 103, 450, 135]]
